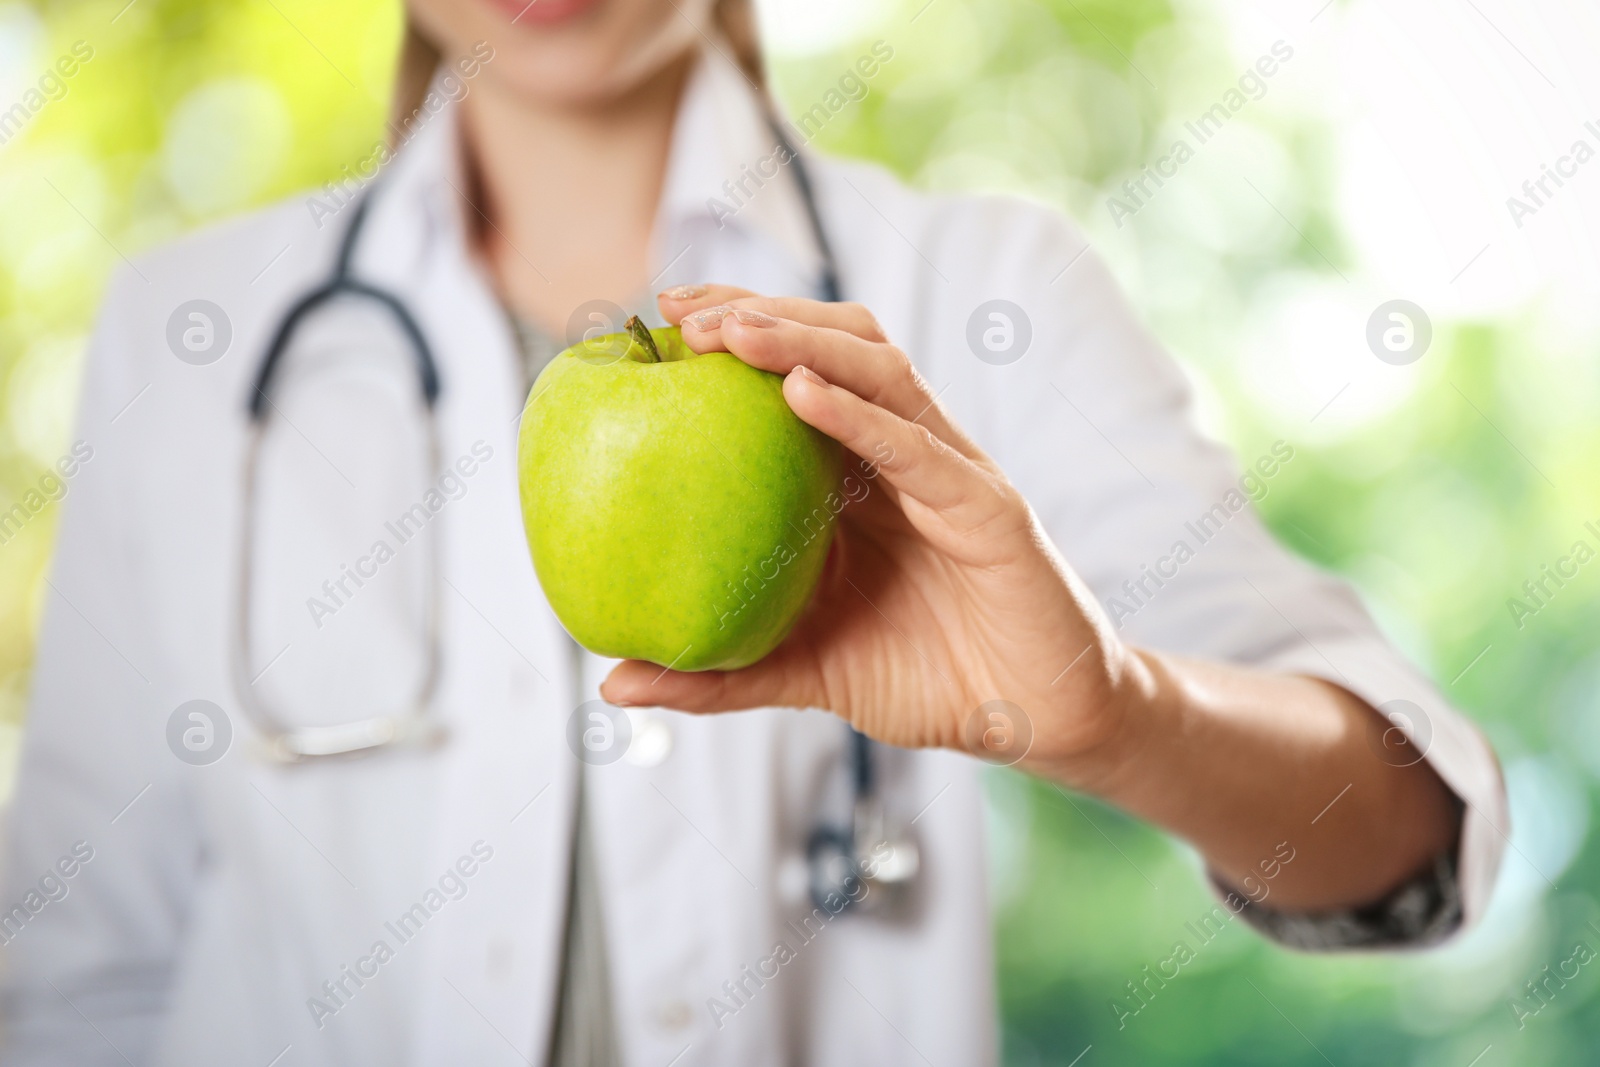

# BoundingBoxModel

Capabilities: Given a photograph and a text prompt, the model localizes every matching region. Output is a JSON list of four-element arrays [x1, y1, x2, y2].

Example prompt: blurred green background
[[1, 0, 1594, 1063]]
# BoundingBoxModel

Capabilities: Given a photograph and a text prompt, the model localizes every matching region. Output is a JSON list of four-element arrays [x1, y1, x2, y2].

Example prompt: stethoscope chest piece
[[806, 729, 921, 917]]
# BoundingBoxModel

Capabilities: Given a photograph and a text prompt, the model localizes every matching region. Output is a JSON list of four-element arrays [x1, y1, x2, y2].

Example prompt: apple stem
[[624, 315, 662, 364]]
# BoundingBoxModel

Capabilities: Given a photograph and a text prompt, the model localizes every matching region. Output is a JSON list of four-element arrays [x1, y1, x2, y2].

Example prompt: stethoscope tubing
[[233, 188, 446, 761], [247, 192, 441, 421]]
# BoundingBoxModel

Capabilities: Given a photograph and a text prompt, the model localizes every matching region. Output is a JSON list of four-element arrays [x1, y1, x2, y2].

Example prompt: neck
[[459, 54, 694, 335]]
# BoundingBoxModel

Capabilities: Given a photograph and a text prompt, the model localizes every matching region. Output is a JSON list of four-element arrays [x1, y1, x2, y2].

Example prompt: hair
[[389, 0, 763, 141]]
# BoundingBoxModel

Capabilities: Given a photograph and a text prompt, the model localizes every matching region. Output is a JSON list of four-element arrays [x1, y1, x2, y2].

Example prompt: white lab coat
[[0, 47, 1506, 1066]]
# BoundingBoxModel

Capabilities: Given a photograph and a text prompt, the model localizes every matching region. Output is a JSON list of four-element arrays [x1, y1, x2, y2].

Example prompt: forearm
[[1041, 649, 1461, 912]]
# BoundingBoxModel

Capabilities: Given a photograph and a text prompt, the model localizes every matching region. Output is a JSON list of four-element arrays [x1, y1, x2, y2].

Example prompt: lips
[[484, 0, 603, 26]]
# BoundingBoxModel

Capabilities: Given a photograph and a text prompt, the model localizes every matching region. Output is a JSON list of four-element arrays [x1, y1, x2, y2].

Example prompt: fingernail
[[683, 305, 730, 331], [661, 284, 707, 300], [795, 364, 828, 387], [730, 307, 778, 328]]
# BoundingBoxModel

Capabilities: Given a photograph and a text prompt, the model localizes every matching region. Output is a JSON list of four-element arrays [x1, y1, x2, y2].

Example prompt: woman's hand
[[599, 284, 1148, 782], [600, 284, 1463, 912]]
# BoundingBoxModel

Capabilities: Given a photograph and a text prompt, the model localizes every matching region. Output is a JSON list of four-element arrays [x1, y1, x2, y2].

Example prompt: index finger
[[657, 284, 886, 344]]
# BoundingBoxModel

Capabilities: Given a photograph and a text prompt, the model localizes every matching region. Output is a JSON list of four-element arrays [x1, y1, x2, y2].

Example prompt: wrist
[[1028, 644, 1175, 799]]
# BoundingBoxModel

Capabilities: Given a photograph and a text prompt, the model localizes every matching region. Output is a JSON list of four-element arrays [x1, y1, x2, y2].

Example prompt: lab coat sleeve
[[0, 266, 202, 1063], [930, 196, 1507, 946]]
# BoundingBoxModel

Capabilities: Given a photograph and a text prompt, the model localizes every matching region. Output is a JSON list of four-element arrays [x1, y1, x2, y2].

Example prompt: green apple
[[517, 318, 843, 671]]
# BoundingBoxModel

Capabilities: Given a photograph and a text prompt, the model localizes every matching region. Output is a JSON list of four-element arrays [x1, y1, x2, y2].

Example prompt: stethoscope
[[235, 189, 448, 763], [233, 113, 919, 913]]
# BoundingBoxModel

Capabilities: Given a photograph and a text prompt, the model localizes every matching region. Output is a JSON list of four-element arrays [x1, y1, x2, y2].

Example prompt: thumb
[[600, 643, 827, 714]]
